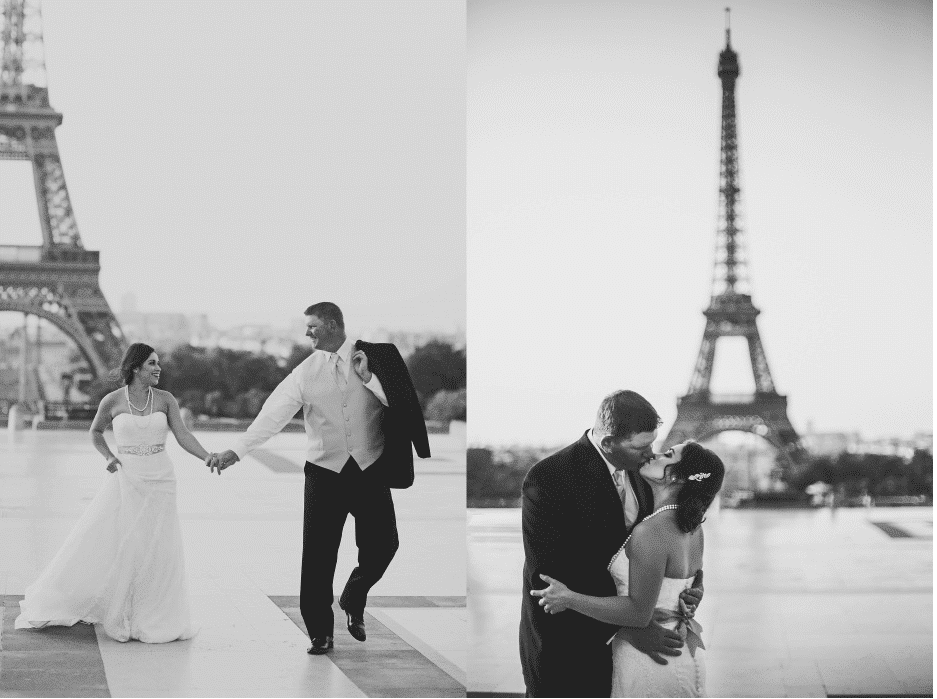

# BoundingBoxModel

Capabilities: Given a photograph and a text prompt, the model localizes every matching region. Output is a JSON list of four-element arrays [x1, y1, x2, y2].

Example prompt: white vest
[[300, 357, 384, 472]]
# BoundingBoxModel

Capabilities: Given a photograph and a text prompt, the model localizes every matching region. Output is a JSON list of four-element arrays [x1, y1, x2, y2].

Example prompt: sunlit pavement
[[0, 426, 466, 697], [468, 505, 932, 697]]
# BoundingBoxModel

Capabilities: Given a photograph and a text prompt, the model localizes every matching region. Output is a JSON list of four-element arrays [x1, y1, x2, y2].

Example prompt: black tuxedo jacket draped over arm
[[355, 340, 430, 489], [519, 431, 654, 698]]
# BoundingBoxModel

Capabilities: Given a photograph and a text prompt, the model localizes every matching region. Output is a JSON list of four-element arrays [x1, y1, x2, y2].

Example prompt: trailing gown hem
[[15, 411, 197, 643]]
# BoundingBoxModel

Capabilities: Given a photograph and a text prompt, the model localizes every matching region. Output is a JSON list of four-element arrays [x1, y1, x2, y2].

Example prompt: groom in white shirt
[[211, 302, 412, 655]]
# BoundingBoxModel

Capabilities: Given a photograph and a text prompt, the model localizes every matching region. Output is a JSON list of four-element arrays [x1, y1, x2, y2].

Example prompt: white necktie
[[333, 354, 347, 392]]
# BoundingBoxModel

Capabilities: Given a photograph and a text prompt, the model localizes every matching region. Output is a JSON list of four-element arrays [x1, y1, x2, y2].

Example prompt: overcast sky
[[0, 0, 465, 333], [468, 0, 931, 443]]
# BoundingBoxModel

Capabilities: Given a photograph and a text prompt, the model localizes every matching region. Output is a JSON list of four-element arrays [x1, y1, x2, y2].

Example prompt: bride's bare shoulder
[[91, 389, 124, 423], [629, 514, 676, 550], [629, 512, 689, 554], [100, 388, 124, 406]]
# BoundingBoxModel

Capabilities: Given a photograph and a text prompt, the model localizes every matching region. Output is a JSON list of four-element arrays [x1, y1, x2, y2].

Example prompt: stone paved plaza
[[468, 504, 932, 697], [0, 426, 466, 697]]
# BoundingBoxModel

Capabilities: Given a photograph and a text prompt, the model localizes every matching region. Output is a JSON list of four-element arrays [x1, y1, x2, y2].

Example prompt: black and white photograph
[[0, 0, 933, 698], [467, 0, 931, 696], [0, 1, 466, 697]]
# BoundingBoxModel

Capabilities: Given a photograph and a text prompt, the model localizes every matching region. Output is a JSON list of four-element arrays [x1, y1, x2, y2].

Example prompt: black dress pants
[[300, 454, 399, 638]]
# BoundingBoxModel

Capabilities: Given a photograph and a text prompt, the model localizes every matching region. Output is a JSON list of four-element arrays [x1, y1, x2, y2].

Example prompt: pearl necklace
[[608, 504, 679, 570], [125, 385, 153, 426]]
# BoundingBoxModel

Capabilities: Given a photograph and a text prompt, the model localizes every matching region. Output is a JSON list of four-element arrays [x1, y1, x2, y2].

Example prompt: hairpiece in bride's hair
[[687, 472, 711, 482]]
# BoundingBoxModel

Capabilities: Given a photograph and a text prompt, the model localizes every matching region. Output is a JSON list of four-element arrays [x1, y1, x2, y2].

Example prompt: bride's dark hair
[[118, 343, 156, 386], [670, 442, 725, 533]]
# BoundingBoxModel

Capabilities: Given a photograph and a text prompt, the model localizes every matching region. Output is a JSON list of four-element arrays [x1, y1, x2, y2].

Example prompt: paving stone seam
[[0, 600, 111, 698], [273, 598, 465, 697], [367, 607, 466, 687]]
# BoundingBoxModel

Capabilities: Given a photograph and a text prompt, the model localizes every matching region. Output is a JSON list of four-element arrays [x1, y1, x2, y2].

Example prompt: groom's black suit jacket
[[519, 431, 654, 698], [354, 340, 430, 489]]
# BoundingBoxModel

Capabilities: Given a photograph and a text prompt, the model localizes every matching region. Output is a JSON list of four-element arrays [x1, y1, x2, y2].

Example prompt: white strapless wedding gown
[[608, 548, 706, 697], [15, 412, 197, 643]]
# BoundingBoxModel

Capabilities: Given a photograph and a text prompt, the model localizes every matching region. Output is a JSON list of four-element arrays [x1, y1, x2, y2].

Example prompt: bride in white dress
[[15, 343, 217, 643], [532, 441, 725, 697]]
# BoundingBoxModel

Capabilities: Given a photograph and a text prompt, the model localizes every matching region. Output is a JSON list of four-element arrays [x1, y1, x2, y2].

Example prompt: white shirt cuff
[[364, 372, 389, 406]]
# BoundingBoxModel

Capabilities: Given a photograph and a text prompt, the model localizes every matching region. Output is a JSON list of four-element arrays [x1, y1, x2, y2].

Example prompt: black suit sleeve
[[521, 467, 565, 581], [523, 463, 604, 595]]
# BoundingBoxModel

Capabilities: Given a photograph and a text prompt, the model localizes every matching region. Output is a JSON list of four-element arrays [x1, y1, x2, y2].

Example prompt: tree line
[[789, 450, 932, 499], [467, 446, 933, 508], [91, 340, 465, 422]]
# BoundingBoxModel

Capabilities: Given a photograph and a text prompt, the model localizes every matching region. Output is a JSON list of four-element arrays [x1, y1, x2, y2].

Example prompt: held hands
[[529, 574, 572, 615], [205, 449, 240, 475], [351, 350, 372, 383], [106, 456, 121, 473]]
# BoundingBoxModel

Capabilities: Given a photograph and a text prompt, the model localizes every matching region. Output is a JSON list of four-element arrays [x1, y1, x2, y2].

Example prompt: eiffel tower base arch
[[664, 392, 808, 482], [0, 257, 126, 382]]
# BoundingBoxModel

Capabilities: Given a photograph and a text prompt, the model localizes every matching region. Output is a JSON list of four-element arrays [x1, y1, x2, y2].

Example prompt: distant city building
[[852, 437, 919, 461], [802, 431, 862, 457], [117, 311, 211, 351], [191, 323, 297, 360], [802, 423, 931, 460]]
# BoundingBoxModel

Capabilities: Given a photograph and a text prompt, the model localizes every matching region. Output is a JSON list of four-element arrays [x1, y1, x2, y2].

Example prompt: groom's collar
[[587, 429, 619, 479], [335, 336, 354, 363], [318, 335, 354, 362]]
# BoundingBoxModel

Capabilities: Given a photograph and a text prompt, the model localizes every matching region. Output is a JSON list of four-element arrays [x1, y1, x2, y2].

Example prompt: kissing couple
[[520, 390, 725, 697]]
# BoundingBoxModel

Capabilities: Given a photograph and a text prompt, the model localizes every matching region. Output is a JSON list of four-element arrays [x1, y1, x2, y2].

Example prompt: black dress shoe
[[307, 636, 334, 654], [345, 611, 366, 642]]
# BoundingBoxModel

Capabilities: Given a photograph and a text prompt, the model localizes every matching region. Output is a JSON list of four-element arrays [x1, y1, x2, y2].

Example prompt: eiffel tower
[[0, 0, 125, 386], [664, 11, 806, 476]]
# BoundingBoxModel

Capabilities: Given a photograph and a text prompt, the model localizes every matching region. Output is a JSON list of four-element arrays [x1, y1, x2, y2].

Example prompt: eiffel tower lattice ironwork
[[0, 0, 125, 382], [664, 11, 806, 475]]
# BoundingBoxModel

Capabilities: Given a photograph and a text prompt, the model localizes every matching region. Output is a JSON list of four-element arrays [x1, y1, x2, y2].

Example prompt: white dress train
[[15, 411, 197, 643]]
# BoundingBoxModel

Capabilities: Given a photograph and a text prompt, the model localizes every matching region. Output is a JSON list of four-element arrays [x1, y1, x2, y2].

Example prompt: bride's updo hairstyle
[[118, 343, 156, 386], [670, 442, 725, 533]]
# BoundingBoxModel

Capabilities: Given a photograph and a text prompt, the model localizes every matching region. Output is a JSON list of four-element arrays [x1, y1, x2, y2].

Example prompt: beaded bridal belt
[[117, 444, 166, 456]]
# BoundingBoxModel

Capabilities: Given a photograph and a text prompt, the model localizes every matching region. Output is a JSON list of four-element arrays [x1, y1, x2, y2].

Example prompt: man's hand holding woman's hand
[[205, 450, 239, 475]]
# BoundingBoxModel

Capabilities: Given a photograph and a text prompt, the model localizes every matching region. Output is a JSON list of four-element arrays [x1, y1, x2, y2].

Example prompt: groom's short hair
[[595, 390, 661, 438], [304, 302, 344, 329]]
